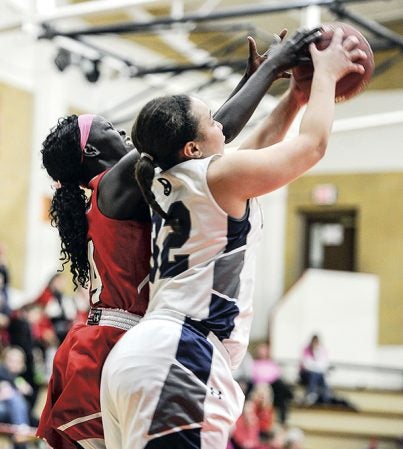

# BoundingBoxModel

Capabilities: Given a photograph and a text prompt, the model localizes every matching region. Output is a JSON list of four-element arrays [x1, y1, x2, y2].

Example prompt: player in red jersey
[[36, 114, 151, 449], [36, 29, 321, 449]]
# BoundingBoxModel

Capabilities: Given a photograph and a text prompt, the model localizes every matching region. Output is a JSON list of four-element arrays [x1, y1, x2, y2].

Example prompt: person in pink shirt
[[299, 334, 331, 405], [252, 342, 293, 425]]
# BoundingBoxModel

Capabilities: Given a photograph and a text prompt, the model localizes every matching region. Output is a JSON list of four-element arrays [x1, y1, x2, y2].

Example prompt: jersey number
[[150, 201, 191, 282]]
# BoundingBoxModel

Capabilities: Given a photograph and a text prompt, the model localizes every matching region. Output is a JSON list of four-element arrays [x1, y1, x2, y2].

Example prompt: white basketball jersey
[[148, 155, 263, 369]]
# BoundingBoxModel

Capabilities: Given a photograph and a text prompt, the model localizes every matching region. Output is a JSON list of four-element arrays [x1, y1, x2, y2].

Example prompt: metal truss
[[34, 0, 403, 84], [38, 0, 384, 38]]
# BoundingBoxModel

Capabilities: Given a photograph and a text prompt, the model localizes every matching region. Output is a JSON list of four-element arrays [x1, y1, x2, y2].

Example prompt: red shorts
[[37, 322, 125, 449]]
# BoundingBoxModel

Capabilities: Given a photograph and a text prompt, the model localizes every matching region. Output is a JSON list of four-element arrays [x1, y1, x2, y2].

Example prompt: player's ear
[[82, 144, 101, 158], [183, 141, 202, 159]]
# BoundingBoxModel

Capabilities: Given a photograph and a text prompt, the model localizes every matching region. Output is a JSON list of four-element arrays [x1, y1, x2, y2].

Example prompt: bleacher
[[0, 423, 45, 449], [269, 269, 403, 449], [289, 387, 403, 449]]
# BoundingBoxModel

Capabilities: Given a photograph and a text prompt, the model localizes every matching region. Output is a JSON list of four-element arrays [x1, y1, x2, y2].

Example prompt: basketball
[[292, 22, 375, 102]]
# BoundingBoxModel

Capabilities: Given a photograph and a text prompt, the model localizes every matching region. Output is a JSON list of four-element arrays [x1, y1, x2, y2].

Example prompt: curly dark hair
[[41, 114, 90, 289]]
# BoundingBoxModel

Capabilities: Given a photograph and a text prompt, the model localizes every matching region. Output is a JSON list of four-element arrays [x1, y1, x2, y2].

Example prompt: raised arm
[[217, 33, 285, 105], [213, 27, 321, 144], [208, 29, 366, 218]]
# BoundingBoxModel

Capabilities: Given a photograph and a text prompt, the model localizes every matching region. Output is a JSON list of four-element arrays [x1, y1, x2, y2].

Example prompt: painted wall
[[0, 82, 32, 289], [285, 172, 403, 345]]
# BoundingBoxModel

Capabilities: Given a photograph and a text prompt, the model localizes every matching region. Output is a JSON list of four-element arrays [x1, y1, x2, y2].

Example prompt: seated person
[[299, 334, 331, 405], [0, 346, 33, 449]]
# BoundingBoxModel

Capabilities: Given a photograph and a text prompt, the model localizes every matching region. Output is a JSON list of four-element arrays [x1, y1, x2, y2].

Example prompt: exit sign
[[311, 184, 338, 205]]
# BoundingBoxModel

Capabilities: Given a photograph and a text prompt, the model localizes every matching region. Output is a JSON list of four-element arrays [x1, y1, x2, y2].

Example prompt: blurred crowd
[[226, 331, 360, 448], [229, 341, 299, 449], [0, 241, 342, 449], [3, 242, 397, 449], [0, 243, 89, 448]]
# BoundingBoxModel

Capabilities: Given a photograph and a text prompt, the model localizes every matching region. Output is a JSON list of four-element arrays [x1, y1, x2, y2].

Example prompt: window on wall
[[301, 210, 357, 272]]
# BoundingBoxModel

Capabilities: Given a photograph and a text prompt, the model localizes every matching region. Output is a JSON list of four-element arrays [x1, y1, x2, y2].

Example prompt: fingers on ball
[[343, 35, 360, 50]]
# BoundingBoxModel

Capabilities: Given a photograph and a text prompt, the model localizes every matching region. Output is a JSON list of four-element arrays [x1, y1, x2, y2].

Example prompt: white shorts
[[100, 311, 244, 449]]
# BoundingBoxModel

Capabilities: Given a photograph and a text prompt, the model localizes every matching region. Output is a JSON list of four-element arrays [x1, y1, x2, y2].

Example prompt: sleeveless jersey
[[148, 155, 263, 369], [86, 172, 151, 315]]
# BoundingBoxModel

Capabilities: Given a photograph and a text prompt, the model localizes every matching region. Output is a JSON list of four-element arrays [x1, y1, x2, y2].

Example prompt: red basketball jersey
[[86, 172, 151, 315]]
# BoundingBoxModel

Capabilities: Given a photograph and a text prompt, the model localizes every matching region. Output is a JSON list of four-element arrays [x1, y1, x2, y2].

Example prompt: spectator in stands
[[0, 244, 11, 349], [35, 273, 77, 344], [284, 427, 305, 449], [0, 346, 32, 449], [252, 342, 294, 424], [8, 304, 48, 423], [233, 349, 255, 398], [266, 425, 286, 449], [249, 383, 274, 439], [299, 334, 331, 405], [230, 400, 262, 449], [0, 244, 9, 287], [23, 302, 58, 381], [0, 271, 11, 350]]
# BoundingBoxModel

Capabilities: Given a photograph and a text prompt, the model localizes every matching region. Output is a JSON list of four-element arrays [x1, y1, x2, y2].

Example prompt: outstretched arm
[[208, 29, 366, 218], [217, 33, 285, 105], [213, 27, 321, 144]]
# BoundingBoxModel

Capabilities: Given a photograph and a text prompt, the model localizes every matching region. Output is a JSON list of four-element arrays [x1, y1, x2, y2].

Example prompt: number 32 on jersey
[[150, 201, 191, 282]]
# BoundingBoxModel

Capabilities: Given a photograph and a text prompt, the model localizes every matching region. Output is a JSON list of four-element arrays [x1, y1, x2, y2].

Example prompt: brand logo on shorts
[[210, 387, 223, 400]]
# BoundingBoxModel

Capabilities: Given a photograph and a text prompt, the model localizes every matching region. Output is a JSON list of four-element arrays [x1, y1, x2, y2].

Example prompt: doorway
[[301, 210, 357, 272]]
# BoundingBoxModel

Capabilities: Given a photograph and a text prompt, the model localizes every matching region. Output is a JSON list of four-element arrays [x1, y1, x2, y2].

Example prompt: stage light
[[80, 58, 101, 83], [54, 48, 71, 72]]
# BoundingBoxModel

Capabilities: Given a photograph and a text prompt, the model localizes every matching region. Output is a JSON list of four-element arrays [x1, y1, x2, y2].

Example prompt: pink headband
[[78, 114, 95, 158]]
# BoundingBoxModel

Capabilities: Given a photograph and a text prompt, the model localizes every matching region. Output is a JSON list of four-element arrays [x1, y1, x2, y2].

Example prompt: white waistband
[[143, 309, 187, 325], [87, 308, 141, 331]]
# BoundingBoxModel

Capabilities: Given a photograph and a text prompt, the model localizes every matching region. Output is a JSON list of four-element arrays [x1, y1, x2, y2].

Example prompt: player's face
[[190, 97, 225, 156], [88, 116, 133, 164]]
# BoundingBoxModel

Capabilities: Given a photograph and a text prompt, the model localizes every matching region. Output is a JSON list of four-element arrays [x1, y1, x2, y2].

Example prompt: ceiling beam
[[0, 0, 169, 32], [128, 57, 245, 77], [39, 0, 384, 38]]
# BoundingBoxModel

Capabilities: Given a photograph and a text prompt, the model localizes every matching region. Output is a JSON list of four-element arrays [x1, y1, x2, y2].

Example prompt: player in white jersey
[[101, 29, 367, 449]]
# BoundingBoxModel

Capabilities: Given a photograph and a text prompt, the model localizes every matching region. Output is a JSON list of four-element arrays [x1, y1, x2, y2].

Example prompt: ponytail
[[135, 154, 168, 220], [133, 94, 199, 233], [42, 115, 90, 289], [49, 183, 89, 289], [135, 155, 181, 233]]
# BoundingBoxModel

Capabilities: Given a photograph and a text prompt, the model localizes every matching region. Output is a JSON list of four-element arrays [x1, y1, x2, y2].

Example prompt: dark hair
[[133, 95, 199, 228], [41, 115, 89, 289]]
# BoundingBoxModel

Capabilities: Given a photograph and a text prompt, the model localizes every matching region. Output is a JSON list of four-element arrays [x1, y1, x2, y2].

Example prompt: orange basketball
[[292, 22, 375, 102]]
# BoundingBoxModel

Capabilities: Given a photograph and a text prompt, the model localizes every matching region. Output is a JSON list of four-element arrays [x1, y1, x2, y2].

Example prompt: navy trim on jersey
[[148, 363, 205, 435], [202, 293, 239, 341], [201, 202, 251, 340], [145, 428, 201, 449], [224, 201, 251, 254], [147, 325, 212, 446], [176, 323, 213, 385]]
